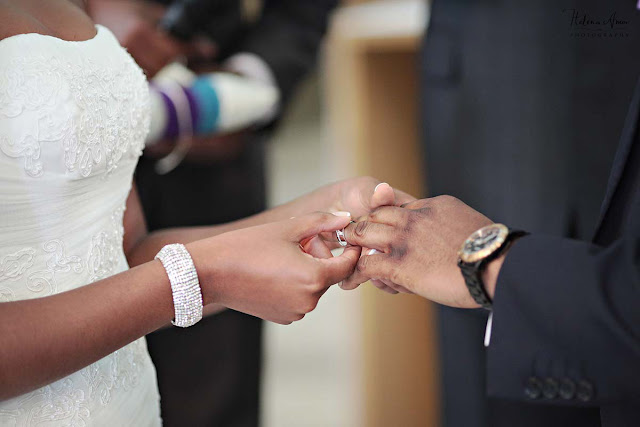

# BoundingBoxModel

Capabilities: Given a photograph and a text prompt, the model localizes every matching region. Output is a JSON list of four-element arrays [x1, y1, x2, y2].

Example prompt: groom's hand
[[340, 196, 493, 308]]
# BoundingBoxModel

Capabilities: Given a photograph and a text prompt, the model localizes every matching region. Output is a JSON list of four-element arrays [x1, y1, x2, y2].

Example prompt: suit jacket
[[488, 77, 640, 426], [421, 1, 640, 425]]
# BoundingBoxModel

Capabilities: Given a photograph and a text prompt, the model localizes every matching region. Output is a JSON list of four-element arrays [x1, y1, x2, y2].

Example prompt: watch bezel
[[458, 223, 509, 264]]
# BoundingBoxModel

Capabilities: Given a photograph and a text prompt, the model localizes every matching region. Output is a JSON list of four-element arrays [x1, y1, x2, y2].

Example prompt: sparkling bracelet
[[155, 244, 203, 328]]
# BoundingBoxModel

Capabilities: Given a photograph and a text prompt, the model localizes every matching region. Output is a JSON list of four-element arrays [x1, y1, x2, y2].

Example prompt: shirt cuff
[[224, 52, 281, 122], [484, 311, 493, 347]]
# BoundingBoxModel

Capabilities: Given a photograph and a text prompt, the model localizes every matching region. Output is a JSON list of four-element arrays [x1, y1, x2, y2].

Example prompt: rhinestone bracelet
[[155, 244, 203, 328]]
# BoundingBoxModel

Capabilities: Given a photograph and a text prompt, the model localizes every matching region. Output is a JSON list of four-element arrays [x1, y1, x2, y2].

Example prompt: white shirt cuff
[[484, 311, 493, 347], [224, 52, 280, 122]]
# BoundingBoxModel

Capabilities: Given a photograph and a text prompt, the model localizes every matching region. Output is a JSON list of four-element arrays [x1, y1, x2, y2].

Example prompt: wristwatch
[[457, 223, 528, 310]]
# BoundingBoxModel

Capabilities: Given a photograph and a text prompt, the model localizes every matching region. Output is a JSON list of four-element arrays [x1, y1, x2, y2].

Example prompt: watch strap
[[459, 229, 528, 310]]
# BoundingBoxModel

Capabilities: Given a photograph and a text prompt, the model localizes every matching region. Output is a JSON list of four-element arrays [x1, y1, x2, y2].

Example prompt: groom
[[340, 78, 640, 426]]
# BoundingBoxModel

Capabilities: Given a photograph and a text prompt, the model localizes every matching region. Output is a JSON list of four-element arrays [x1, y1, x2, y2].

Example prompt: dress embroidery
[[0, 26, 160, 425], [0, 379, 91, 427], [80, 339, 147, 406], [27, 240, 84, 297], [87, 206, 126, 282], [0, 232, 149, 425], [0, 247, 36, 282], [0, 42, 149, 178]]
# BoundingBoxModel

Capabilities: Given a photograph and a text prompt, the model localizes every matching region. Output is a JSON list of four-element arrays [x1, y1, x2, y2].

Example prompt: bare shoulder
[[0, 0, 96, 42]]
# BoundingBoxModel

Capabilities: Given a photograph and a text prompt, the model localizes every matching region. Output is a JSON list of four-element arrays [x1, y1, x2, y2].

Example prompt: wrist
[[185, 239, 222, 306], [482, 252, 506, 299]]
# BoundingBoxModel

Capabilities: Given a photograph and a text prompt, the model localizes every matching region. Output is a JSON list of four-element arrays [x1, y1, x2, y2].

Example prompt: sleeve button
[[542, 377, 559, 399], [559, 378, 576, 400], [524, 376, 542, 399], [576, 380, 595, 402]]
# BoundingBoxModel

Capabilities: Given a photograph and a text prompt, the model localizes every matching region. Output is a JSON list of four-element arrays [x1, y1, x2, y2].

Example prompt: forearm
[[0, 260, 173, 400], [127, 180, 336, 267]]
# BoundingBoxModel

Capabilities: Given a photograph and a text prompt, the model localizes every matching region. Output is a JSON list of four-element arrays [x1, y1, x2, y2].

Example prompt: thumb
[[316, 245, 362, 285], [290, 211, 352, 241], [369, 182, 395, 210]]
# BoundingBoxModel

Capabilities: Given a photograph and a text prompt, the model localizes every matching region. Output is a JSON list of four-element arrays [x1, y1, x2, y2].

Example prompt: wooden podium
[[324, 1, 440, 426]]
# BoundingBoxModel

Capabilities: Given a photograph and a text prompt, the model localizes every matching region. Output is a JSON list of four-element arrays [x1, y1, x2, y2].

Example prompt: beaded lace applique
[[0, 47, 149, 178]]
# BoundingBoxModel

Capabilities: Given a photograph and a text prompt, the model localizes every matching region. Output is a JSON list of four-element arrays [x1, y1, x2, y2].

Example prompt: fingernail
[[289, 216, 296, 219], [374, 182, 389, 193], [332, 211, 351, 217], [368, 249, 379, 255]]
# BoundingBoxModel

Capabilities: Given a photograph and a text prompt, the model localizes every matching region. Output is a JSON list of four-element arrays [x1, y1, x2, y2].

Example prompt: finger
[[290, 211, 352, 241], [365, 205, 411, 226], [366, 251, 409, 293], [394, 188, 417, 207], [316, 245, 362, 285], [339, 261, 371, 291], [341, 252, 392, 290], [343, 221, 395, 250], [371, 279, 399, 294], [370, 182, 395, 210], [318, 229, 344, 249], [380, 279, 412, 294], [303, 236, 333, 259], [400, 199, 430, 210]]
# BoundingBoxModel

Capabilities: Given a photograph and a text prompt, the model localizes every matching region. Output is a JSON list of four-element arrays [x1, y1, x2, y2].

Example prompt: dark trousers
[[135, 142, 266, 427]]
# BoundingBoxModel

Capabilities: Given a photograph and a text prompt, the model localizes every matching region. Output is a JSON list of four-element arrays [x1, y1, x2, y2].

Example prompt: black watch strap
[[458, 229, 528, 310]]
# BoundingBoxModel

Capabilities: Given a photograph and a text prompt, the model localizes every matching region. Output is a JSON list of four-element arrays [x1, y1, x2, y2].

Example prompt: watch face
[[458, 223, 509, 263]]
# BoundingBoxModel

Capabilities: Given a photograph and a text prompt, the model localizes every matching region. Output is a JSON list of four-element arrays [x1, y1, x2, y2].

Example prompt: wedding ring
[[336, 228, 348, 247]]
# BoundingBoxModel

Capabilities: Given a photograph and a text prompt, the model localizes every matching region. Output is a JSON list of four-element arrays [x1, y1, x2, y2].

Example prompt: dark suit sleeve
[[238, 0, 338, 104], [487, 235, 640, 405]]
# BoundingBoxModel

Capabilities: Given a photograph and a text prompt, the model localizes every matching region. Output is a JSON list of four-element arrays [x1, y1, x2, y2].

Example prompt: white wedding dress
[[0, 26, 162, 426]]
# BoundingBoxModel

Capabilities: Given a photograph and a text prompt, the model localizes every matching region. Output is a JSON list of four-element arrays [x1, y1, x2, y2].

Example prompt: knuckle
[[413, 205, 432, 217], [434, 194, 459, 206], [354, 221, 370, 237], [301, 297, 319, 313], [355, 256, 369, 274], [309, 265, 325, 285], [390, 243, 408, 259], [368, 207, 387, 222], [389, 266, 403, 284], [367, 210, 380, 222], [311, 211, 330, 225]]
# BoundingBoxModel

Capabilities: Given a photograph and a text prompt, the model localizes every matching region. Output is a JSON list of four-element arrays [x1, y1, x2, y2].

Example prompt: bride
[[0, 0, 411, 425]]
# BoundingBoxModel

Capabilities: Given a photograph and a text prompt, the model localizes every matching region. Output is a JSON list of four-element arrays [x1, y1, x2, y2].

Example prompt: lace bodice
[[0, 26, 161, 426]]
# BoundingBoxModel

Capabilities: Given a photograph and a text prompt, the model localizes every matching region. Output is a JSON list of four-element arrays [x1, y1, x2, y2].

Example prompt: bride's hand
[[331, 176, 416, 220], [187, 212, 361, 324]]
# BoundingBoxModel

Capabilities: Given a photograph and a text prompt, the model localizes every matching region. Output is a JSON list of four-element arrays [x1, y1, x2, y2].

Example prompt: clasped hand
[[192, 180, 496, 326], [188, 177, 414, 324], [340, 196, 493, 308]]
